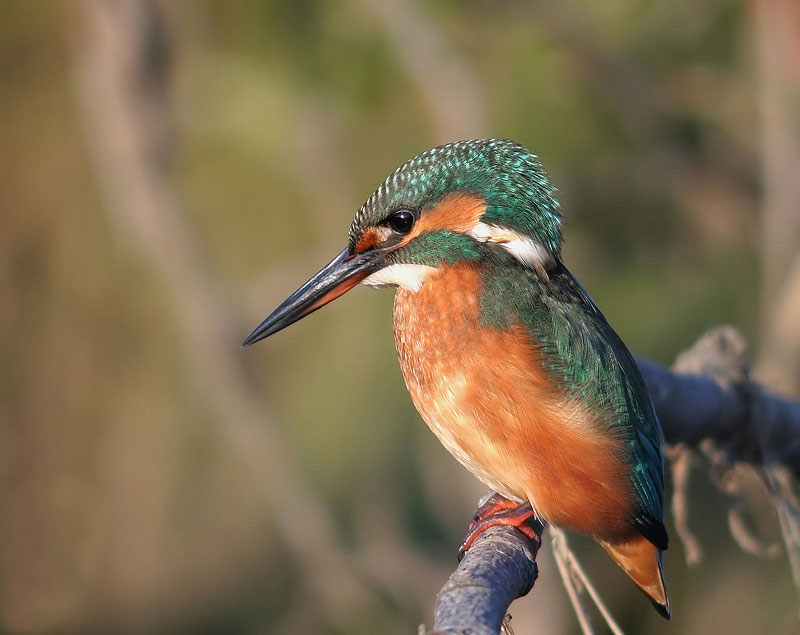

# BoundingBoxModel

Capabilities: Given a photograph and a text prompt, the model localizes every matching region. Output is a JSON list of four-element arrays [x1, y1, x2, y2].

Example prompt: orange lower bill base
[[242, 248, 387, 346], [304, 274, 365, 314]]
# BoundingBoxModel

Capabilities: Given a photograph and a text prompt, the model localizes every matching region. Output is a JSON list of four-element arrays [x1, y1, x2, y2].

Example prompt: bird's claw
[[458, 493, 542, 561]]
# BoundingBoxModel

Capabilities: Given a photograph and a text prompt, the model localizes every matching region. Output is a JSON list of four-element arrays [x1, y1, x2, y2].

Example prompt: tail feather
[[601, 533, 670, 620]]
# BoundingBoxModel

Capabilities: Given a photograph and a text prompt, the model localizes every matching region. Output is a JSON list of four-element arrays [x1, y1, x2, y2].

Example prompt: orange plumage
[[394, 264, 668, 612]]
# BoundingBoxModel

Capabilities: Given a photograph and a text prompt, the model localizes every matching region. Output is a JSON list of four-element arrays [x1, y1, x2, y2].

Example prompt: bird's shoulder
[[480, 261, 667, 546]]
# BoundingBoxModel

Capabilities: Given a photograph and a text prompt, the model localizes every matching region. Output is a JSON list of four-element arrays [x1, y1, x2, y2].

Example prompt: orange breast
[[393, 265, 635, 539]]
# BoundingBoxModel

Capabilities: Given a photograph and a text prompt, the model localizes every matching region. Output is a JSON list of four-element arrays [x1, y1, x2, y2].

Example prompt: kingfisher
[[243, 139, 670, 619]]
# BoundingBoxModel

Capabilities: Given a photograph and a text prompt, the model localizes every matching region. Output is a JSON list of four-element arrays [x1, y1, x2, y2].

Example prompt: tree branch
[[638, 326, 800, 470], [424, 325, 800, 633], [429, 524, 542, 635]]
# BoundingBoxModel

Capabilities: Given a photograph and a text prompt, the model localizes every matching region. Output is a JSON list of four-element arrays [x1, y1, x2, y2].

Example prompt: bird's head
[[243, 139, 562, 345]]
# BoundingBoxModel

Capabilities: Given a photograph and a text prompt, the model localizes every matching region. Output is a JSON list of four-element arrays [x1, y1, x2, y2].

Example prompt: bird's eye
[[387, 210, 415, 234]]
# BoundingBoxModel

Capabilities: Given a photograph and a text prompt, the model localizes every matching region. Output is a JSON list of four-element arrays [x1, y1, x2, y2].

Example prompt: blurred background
[[2, 0, 799, 633]]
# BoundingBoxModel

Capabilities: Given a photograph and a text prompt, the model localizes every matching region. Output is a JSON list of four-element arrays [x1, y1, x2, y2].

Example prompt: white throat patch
[[468, 222, 552, 278], [362, 263, 436, 293]]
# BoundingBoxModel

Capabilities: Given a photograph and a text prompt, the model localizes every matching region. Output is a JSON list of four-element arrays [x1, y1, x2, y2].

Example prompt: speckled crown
[[349, 139, 563, 257]]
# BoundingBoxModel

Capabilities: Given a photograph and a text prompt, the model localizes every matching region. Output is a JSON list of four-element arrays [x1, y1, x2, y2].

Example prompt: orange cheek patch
[[356, 193, 487, 253], [409, 193, 487, 239]]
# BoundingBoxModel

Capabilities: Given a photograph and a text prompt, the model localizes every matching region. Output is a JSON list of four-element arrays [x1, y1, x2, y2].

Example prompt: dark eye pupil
[[388, 210, 414, 234]]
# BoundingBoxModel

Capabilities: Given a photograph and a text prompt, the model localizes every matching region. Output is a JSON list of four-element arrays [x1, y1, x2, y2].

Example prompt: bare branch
[[551, 527, 625, 635], [637, 327, 800, 470], [550, 529, 596, 635], [666, 445, 704, 564], [427, 525, 542, 635], [765, 466, 800, 612]]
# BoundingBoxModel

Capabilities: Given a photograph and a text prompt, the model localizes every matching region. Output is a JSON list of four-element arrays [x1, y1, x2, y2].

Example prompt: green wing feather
[[483, 260, 668, 549]]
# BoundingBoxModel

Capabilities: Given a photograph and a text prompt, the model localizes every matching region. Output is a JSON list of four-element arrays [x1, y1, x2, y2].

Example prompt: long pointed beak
[[242, 248, 385, 346]]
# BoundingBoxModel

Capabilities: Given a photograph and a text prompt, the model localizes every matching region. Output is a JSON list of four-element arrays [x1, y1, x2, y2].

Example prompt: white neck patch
[[467, 221, 552, 278], [362, 263, 436, 293]]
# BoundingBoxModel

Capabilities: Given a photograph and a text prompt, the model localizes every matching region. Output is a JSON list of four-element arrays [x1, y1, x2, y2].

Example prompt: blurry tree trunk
[[754, 0, 800, 397], [70, 0, 375, 629], [353, 0, 488, 142]]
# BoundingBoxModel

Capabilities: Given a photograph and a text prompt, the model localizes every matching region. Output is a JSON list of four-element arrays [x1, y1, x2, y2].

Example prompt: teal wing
[[490, 261, 668, 549]]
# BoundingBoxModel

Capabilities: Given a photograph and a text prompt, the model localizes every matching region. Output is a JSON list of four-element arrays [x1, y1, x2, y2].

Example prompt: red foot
[[458, 493, 543, 561]]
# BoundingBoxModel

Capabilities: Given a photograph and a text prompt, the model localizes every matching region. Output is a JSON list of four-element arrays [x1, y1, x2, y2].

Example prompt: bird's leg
[[458, 493, 543, 561]]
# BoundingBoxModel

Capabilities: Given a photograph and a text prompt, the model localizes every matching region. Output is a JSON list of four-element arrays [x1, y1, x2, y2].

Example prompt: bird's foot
[[458, 493, 543, 561]]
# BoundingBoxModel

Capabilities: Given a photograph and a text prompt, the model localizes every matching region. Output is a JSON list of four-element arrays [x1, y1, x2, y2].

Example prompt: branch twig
[[550, 528, 625, 635], [667, 444, 703, 564]]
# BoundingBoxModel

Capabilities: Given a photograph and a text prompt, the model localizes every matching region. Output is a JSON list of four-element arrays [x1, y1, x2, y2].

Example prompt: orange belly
[[394, 265, 635, 540]]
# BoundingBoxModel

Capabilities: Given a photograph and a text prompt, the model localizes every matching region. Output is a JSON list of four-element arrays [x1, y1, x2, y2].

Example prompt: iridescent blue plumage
[[477, 254, 667, 550]]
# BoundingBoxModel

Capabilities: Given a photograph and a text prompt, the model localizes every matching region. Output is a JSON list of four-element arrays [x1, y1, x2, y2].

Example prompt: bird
[[243, 139, 670, 619]]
